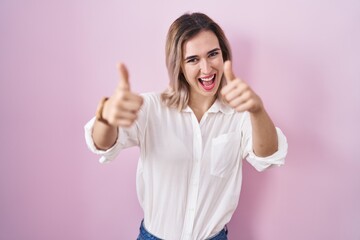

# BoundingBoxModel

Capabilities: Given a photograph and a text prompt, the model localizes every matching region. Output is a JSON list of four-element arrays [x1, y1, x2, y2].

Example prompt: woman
[[85, 12, 287, 240]]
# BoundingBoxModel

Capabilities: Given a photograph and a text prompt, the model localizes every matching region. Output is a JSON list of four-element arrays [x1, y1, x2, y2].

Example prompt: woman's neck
[[188, 93, 216, 122]]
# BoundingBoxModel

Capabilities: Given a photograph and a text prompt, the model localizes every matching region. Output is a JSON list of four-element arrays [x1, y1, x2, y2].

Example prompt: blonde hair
[[161, 12, 232, 111]]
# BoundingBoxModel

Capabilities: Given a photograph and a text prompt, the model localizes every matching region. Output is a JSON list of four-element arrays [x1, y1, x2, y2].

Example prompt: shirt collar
[[182, 99, 234, 114], [208, 99, 234, 114]]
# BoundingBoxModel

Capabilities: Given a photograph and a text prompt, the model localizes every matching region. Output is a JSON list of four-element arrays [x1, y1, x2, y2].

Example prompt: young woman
[[85, 12, 288, 240]]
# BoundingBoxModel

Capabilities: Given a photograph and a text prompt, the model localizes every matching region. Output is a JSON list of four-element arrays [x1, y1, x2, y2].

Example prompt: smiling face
[[182, 30, 224, 104]]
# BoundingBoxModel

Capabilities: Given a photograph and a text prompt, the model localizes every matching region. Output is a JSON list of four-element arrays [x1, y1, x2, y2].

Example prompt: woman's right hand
[[102, 63, 144, 128]]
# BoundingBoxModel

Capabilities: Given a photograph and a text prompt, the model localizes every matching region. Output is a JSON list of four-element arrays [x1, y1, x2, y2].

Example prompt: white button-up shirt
[[85, 92, 288, 240]]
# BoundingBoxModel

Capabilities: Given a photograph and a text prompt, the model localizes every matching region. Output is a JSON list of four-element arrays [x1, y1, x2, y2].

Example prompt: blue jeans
[[137, 220, 228, 240]]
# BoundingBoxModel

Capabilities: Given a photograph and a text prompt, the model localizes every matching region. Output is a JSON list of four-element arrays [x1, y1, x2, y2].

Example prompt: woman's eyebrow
[[184, 55, 197, 61], [207, 48, 221, 55], [184, 48, 221, 61]]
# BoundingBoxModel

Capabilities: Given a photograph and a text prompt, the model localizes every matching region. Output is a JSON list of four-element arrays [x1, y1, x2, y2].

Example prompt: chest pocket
[[210, 132, 241, 178]]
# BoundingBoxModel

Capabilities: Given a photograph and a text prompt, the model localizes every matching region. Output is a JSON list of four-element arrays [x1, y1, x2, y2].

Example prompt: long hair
[[161, 12, 232, 111]]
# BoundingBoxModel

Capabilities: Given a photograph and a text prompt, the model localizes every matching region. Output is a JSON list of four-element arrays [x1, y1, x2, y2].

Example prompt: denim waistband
[[137, 220, 228, 240]]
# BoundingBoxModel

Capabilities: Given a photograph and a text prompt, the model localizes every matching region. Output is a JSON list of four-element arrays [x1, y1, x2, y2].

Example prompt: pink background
[[1, 0, 359, 239]]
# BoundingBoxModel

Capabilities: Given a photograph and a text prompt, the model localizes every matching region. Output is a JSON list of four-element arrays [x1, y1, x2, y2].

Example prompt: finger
[[223, 83, 250, 102], [106, 106, 138, 124], [114, 110, 138, 121], [116, 118, 135, 128], [117, 62, 130, 91], [117, 100, 143, 112], [227, 93, 249, 107], [224, 60, 236, 83], [115, 94, 143, 110], [235, 99, 254, 112], [114, 90, 142, 102], [221, 79, 239, 97], [107, 111, 136, 126], [123, 93, 144, 105]]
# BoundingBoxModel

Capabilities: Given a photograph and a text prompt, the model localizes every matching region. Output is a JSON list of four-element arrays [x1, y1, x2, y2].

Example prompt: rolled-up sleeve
[[84, 94, 150, 163], [84, 117, 140, 163], [245, 127, 288, 172]]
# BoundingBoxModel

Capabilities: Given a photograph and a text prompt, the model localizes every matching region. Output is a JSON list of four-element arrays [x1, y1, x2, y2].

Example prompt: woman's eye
[[186, 58, 198, 63], [209, 51, 219, 58]]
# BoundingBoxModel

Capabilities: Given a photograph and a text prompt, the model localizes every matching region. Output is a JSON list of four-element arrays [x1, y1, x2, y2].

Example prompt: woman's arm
[[221, 60, 278, 157], [249, 108, 278, 157], [92, 63, 143, 150]]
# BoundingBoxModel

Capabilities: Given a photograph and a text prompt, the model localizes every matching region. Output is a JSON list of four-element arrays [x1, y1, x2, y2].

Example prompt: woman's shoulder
[[139, 92, 165, 111], [140, 92, 161, 103]]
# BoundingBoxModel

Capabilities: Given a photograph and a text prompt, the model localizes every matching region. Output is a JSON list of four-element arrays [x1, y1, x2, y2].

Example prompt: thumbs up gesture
[[221, 60, 263, 113], [102, 63, 144, 127]]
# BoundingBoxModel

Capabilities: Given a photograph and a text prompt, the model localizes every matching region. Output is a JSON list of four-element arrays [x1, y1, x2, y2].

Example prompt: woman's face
[[182, 30, 224, 101]]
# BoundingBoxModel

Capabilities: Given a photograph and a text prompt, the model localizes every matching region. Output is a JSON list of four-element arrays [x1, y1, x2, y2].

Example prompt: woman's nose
[[200, 59, 212, 74]]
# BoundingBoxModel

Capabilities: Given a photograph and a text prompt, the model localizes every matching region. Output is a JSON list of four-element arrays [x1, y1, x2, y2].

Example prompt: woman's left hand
[[221, 60, 264, 113]]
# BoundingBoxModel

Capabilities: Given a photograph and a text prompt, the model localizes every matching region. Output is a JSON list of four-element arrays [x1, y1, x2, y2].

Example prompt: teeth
[[200, 74, 215, 81]]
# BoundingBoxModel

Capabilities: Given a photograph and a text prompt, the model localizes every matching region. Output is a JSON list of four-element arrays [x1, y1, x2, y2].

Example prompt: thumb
[[224, 60, 236, 83], [117, 62, 130, 90]]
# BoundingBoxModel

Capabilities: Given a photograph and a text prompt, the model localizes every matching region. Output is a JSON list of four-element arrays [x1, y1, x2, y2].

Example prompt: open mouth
[[198, 74, 216, 91]]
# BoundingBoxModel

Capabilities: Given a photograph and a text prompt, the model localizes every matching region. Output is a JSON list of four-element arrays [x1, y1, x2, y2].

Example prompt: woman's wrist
[[95, 97, 109, 124]]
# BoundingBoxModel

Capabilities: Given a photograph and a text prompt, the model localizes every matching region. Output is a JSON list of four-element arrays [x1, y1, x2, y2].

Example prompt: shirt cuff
[[245, 127, 288, 172], [84, 117, 122, 163]]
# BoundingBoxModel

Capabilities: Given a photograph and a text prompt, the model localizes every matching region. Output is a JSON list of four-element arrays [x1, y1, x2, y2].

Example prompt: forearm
[[250, 108, 278, 157], [92, 120, 118, 150]]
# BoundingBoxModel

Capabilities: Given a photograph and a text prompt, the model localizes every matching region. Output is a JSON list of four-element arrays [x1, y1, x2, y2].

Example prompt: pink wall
[[1, 0, 359, 239]]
